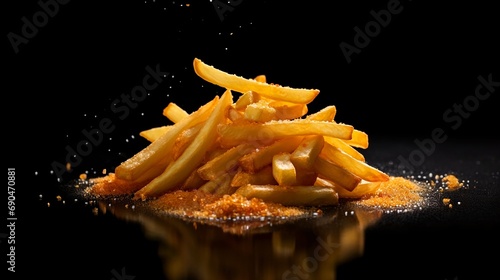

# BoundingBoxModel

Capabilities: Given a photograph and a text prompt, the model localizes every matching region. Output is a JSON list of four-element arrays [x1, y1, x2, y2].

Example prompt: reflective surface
[[20, 138, 499, 280]]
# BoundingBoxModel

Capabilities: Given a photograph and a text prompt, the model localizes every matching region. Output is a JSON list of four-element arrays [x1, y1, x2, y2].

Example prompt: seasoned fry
[[163, 102, 189, 123], [234, 91, 261, 110], [235, 184, 339, 206], [115, 97, 218, 181], [272, 153, 297, 186], [218, 120, 353, 147], [320, 142, 389, 182], [342, 129, 369, 149], [305, 105, 337, 122], [197, 143, 256, 181], [239, 136, 303, 173], [290, 135, 325, 170], [193, 58, 320, 104], [315, 177, 381, 199], [314, 155, 361, 191], [324, 136, 365, 162], [139, 126, 170, 142], [134, 90, 233, 199]]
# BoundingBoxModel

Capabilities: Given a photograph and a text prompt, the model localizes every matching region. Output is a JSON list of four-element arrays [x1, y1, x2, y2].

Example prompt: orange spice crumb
[[442, 198, 451, 206], [442, 174, 463, 191]]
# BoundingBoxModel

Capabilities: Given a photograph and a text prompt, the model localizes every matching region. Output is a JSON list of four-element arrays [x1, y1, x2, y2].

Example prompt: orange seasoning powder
[[148, 190, 309, 221], [355, 176, 427, 209]]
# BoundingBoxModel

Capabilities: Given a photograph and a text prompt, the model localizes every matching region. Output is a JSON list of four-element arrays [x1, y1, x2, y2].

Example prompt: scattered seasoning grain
[[442, 198, 451, 206]]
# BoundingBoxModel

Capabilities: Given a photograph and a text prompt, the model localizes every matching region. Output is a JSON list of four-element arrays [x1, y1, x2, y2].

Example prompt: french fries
[[108, 58, 390, 207]]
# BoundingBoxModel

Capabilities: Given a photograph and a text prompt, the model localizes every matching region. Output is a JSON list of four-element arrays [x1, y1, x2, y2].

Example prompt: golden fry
[[239, 136, 303, 173], [193, 58, 319, 104], [139, 126, 170, 142], [163, 102, 189, 123], [272, 153, 297, 186], [134, 90, 233, 199], [314, 155, 361, 191], [320, 142, 389, 182], [218, 119, 353, 147], [115, 97, 218, 181], [235, 184, 339, 206], [290, 135, 325, 170]]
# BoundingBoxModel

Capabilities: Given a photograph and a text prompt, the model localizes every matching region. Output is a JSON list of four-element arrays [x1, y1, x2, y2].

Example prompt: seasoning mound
[[148, 189, 311, 221], [355, 176, 427, 210]]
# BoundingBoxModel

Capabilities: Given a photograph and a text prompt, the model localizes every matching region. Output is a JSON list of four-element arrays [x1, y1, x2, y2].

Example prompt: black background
[[3, 1, 499, 279]]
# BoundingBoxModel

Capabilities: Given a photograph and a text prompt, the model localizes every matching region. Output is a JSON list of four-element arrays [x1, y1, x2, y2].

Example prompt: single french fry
[[272, 153, 297, 186], [193, 58, 320, 104], [115, 97, 218, 181], [290, 135, 325, 170], [139, 126, 171, 142], [134, 90, 233, 199], [342, 129, 369, 149], [314, 155, 361, 191], [235, 184, 339, 206], [239, 136, 303, 173], [197, 143, 256, 181], [163, 102, 189, 123], [315, 178, 381, 199], [324, 136, 365, 162], [320, 142, 389, 182], [218, 119, 353, 147], [305, 105, 337, 122], [230, 165, 277, 187]]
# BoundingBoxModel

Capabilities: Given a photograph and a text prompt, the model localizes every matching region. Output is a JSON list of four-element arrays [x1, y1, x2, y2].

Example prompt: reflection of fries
[[106, 58, 390, 206]]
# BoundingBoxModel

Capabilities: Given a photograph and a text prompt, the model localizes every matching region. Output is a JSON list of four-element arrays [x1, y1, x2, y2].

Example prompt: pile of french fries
[[112, 58, 390, 206]]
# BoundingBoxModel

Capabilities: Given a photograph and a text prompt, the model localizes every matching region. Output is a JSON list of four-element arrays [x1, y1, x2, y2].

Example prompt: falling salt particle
[[35, 171, 38, 176]]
